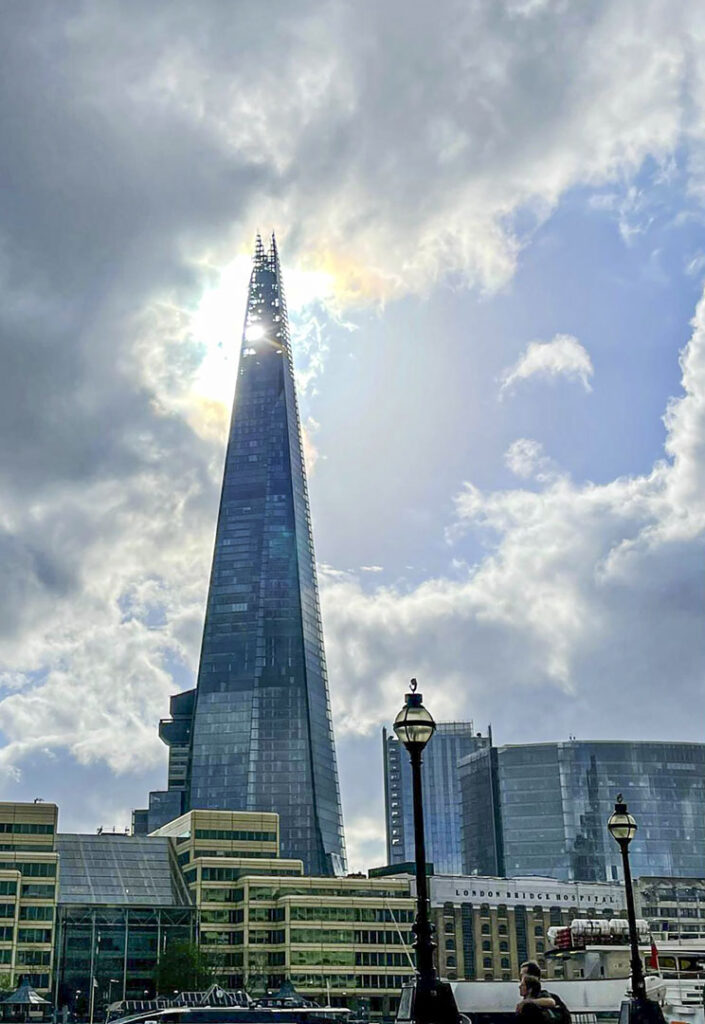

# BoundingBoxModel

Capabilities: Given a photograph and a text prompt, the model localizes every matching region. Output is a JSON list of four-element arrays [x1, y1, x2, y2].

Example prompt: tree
[[154, 941, 222, 994]]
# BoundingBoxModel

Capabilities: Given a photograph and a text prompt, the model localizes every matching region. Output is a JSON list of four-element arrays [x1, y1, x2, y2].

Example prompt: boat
[[646, 939, 705, 1024], [106, 984, 352, 1024]]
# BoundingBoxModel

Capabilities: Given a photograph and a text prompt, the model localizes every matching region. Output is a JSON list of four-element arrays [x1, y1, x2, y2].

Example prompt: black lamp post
[[607, 794, 668, 1024], [607, 794, 645, 1002], [394, 680, 458, 1024], [393, 680, 437, 993]]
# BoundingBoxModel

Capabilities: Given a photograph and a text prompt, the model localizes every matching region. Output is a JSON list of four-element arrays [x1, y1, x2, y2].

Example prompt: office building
[[635, 876, 705, 940], [383, 722, 486, 875], [426, 873, 624, 982], [139, 236, 346, 876], [152, 809, 415, 1015], [0, 802, 59, 997], [459, 740, 705, 881], [53, 833, 194, 1011]]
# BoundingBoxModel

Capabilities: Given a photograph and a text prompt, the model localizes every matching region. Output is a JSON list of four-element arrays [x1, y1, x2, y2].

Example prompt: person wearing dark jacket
[[519, 960, 571, 1024], [516, 975, 555, 1023]]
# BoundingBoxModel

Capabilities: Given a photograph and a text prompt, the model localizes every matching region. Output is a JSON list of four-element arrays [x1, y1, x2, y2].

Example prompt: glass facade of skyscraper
[[142, 237, 346, 877], [383, 723, 486, 875], [459, 740, 705, 881]]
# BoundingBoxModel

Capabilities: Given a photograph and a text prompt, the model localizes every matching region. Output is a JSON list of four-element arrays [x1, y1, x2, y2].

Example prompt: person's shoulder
[[519, 1002, 549, 1021]]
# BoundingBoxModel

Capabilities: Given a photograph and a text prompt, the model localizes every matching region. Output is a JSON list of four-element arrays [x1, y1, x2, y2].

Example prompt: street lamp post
[[607, 794, 666, 1024], [607, 794, 645, 1001], [394, 680, 458, 1024], [393, 681, 437, 993]]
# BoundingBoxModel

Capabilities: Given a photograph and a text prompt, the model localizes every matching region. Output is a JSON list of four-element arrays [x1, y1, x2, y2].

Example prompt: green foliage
[[154, 941, 222, 994]]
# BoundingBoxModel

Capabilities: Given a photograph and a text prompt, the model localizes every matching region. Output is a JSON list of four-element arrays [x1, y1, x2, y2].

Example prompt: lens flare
[[245, 322, 265, 342]]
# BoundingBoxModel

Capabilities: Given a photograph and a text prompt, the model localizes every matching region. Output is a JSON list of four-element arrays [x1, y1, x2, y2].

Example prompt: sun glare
[[245, 322, 265, 342], [188, 254, 338, 412]]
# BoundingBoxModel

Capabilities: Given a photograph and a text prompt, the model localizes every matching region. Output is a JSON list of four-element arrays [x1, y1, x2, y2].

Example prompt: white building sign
[[425, 875, 625, 910]]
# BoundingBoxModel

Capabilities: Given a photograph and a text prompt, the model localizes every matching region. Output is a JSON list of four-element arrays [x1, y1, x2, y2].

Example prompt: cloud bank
[[321, 294, 705, 741], [0, 0, 703, 816]]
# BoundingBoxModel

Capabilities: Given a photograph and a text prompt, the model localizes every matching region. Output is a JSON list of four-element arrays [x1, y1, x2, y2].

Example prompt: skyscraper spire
[[268, 231, 279, 270], [254, 231, 266, 267], [143, 236, 347, 877]]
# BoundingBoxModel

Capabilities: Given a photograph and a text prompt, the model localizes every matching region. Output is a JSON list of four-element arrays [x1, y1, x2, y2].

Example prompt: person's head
[[520, 961, 542, 981], [520, 976, 541, 999]]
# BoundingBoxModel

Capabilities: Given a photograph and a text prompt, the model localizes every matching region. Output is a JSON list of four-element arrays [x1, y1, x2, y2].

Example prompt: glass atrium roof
[[57, 834, 192, 906]]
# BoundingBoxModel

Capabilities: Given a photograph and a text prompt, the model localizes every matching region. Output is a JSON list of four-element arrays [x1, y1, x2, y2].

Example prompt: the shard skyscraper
[[140, 235, 347, 876]]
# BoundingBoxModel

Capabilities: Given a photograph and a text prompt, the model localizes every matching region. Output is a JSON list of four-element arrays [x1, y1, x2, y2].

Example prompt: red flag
[[648, 940, 659, 971]]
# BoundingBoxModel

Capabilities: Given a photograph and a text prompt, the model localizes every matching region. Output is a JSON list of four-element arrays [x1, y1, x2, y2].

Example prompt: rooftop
[[56, 833, 192, 906]]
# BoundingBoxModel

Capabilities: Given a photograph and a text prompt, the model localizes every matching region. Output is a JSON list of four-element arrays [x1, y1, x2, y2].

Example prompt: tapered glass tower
[[143, 236, 346, 876]]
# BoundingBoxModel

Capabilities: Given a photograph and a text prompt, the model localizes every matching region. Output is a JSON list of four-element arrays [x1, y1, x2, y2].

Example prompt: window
[[481, 923, 490, 935], [482, 941, 491, 952], [17, 928, 51, 944], [20, 906, 52, 922], [483, 958, 493, 969], [499, 941, 508, 952]]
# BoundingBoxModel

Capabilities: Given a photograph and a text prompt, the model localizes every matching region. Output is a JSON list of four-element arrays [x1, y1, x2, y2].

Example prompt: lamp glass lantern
[[607, 794, 638, 845], [393, 692, 436, 751]]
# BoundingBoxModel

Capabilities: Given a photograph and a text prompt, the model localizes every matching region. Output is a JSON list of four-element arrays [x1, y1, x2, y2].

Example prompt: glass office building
[[459, 740, 705, 882], [142, 236, 346, 876], [54, 834, 194, 1009], [383, 723, 487, 875]]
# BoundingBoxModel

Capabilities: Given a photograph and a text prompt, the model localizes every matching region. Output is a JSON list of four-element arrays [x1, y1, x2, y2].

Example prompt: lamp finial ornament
[[410, 678, 417, 693]]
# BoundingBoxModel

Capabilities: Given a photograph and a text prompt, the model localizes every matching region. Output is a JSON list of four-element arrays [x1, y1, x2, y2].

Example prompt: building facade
[[635, 876, 705, 940], [153, 809, 415, 1016], [139, 237, 346, 877], [53, 833, 194, 1012], [383, 723, 486, 875], [0, 801, 59, 997], [459, 740, 705, 882], [427, 874, 624, 982]]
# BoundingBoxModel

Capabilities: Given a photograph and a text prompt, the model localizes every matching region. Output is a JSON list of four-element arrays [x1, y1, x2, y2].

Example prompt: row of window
[[0, 905, 53, 923], [16, 928, 52, 943], [201, 867, 300, 882], [289, 906, 414, 924], [288, 972, 413, 990], [0, 862, 55, 877], [290, 929, 413, 946], [0, 823, 54, 835]]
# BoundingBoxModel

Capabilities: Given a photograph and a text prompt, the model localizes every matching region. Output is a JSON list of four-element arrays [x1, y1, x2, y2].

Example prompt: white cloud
[[504, 439, 558, 481], [0, 0, 704, 812], [500, 334, 594, 394], [344, 814, 387, 874], [320, 289, 705, 742]]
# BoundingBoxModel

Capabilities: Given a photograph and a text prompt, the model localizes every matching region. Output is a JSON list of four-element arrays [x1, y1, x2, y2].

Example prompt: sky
[[0, 0, 704, 872]]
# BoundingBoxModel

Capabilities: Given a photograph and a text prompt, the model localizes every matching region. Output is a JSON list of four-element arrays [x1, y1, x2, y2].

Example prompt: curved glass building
[[459, 740, 705, 882]]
